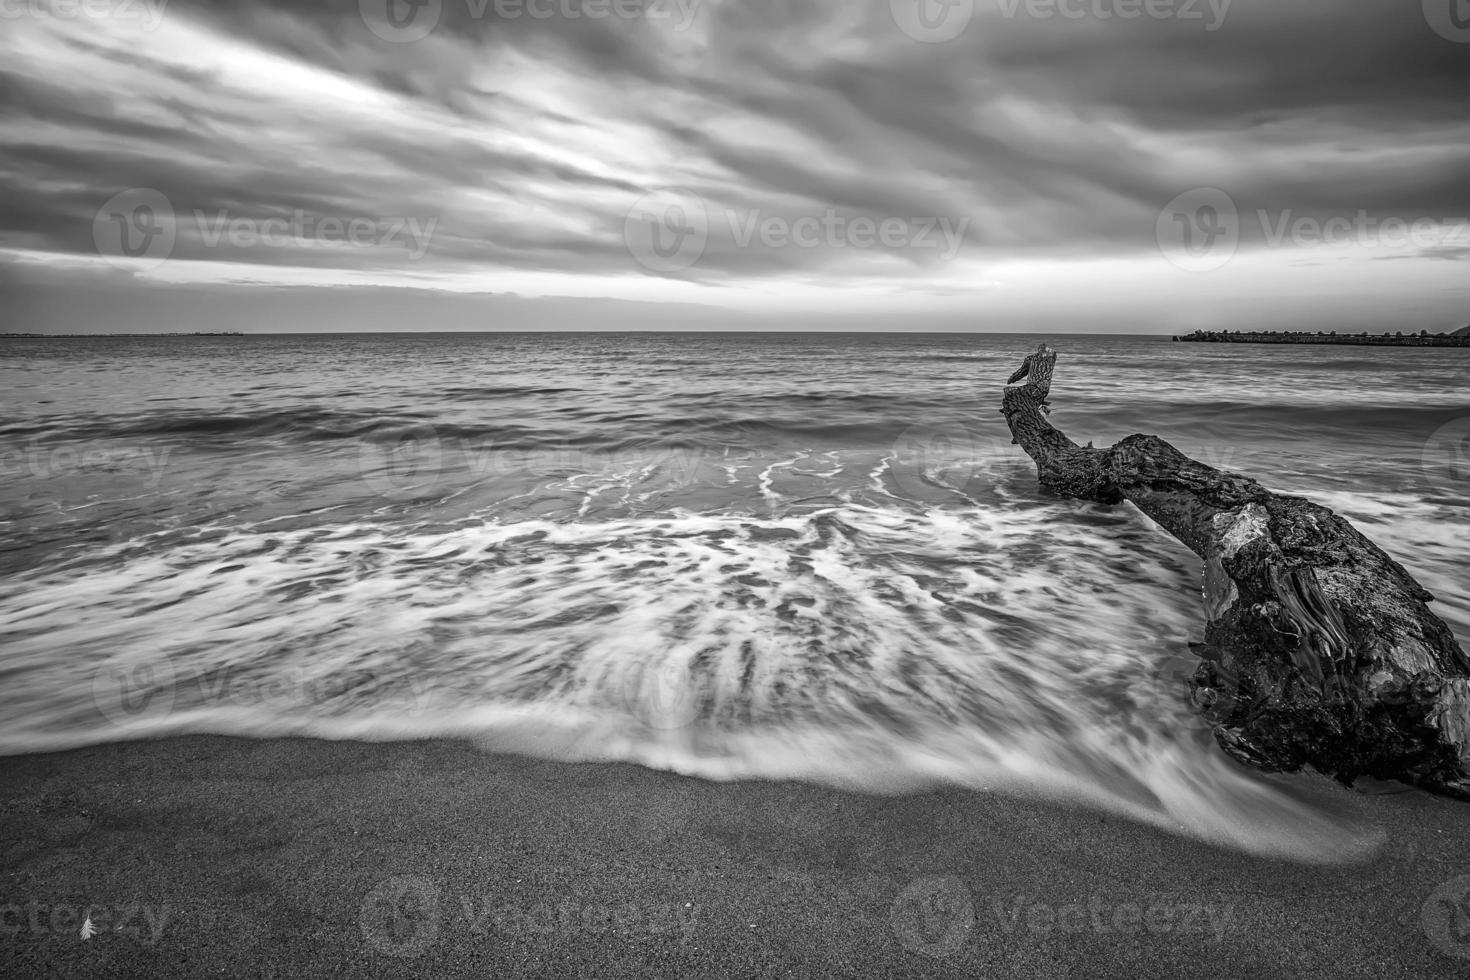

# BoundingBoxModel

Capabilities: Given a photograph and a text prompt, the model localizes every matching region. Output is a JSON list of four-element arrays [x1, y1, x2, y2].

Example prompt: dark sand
[[2, 736, 1468, 979]]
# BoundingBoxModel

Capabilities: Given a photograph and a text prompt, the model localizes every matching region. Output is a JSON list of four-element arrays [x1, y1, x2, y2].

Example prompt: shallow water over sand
[[2, 332, 1467, 860]]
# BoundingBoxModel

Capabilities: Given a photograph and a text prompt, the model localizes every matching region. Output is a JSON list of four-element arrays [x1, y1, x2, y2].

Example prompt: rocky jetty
[[1174, 329, 1470, 346]]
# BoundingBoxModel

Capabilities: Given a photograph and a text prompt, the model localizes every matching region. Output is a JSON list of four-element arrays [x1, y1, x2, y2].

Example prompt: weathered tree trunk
[[1001, 345, 1470, 798]]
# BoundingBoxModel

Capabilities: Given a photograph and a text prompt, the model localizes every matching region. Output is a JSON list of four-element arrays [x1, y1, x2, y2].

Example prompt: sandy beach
[[2, 735, 1467, 979]]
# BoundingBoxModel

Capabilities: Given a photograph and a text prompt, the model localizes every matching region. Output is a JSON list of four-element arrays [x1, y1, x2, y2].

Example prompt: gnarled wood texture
[[1001, 345, 1470, 797]]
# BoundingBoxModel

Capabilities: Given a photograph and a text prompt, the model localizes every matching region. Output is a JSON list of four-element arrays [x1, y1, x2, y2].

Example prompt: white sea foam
[[0, 493, 1391, 862]]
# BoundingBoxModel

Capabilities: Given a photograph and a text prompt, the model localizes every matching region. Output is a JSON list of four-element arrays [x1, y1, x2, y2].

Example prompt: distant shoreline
[[2, 329, 1466, 343], [1175, 329, 1470, 347], [0, 332, 245, 338]]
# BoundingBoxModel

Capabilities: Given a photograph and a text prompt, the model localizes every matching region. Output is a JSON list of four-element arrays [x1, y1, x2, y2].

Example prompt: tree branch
[[1001, 346, 1470, 797]]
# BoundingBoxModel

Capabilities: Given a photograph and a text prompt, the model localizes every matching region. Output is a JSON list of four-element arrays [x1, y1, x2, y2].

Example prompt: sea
[[2, 332, 1467, 861]]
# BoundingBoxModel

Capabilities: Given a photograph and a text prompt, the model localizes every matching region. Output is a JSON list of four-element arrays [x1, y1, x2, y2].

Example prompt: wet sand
[[2, 735, 1467, 979]]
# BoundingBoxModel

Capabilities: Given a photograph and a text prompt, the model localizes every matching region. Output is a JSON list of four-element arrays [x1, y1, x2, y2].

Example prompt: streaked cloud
[[2, 0, 1467, 331]]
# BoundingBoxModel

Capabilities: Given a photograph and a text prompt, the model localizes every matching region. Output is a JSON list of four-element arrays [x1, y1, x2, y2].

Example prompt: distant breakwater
[[1175, 330, 1470, 347]]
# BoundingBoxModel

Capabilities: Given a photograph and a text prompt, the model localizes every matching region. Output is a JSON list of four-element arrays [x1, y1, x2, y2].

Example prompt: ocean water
[[2, 332, 1467, 860]]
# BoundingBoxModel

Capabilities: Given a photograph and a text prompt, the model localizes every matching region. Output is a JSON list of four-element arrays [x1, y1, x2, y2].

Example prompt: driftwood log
[[1001, 345, 1470, 798]]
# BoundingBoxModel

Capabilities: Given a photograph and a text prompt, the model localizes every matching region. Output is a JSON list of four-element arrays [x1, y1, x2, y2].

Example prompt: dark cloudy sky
[[2, 0, 1468, 333]]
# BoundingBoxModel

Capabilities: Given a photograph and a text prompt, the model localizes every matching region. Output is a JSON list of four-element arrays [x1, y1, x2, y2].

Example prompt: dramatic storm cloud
[[2, 0, 1468, 332]]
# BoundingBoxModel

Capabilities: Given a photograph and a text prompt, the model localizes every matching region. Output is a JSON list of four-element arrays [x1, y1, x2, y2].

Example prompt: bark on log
[[1001, 345, 1470, 798]]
